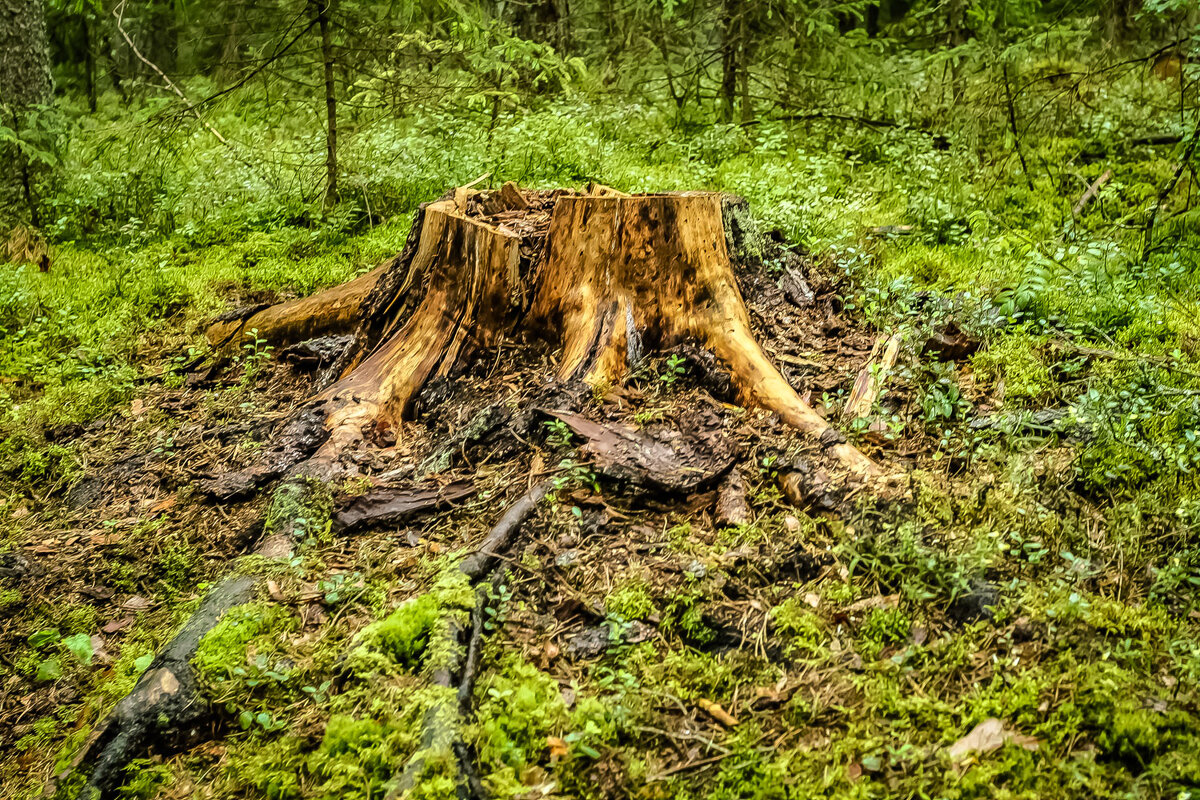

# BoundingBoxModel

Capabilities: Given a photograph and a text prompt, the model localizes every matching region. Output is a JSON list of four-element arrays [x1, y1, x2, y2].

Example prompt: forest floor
[[4, 98, 1200, 800]]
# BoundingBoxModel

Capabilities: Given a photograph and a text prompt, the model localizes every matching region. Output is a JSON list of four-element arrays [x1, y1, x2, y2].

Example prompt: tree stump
[[207, 184, 879, 477]]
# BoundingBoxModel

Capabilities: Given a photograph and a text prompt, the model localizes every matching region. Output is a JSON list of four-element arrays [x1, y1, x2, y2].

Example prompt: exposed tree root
[[205, 263, 386, 351], [52, 576, 258, 800], [389, 479, 553, 798], [57, 473, 339, 796], [458, 479, 553, 580]]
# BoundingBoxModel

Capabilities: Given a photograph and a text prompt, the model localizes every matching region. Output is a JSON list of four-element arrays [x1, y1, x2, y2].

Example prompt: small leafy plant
[[659, 353, 687, 385]]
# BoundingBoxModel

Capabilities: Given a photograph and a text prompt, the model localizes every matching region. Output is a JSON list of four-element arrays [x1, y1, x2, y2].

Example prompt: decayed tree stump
[[208, 185, 878, 477]]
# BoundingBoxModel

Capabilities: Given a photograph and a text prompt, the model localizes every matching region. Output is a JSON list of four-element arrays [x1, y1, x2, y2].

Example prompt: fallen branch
[[1072, 169, 1113, 217], [1142, 123, 1199, 262], [459, 479, 553, 579]]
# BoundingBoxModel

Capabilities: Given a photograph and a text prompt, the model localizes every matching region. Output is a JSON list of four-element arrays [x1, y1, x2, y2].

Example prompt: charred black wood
[[201, 407, 328, 500]]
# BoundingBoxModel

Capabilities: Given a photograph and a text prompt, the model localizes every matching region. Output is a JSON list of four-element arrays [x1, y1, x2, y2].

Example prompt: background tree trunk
[[314, 0, 338, 207], [720, 0, 738, 123], [82, 14, 96, 112], [0, 0, 54, 224], [144, 0, 176, 73]]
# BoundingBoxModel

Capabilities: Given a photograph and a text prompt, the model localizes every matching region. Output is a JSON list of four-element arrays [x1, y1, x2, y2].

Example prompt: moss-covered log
[[53, 576, 257, 800], [54, 475, 338, 798]]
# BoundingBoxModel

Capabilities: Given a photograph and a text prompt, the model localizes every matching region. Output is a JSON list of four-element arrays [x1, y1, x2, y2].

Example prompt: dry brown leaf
[[948, 718, 1039, 761], [121, 595, 152, 612], [845, 593, 899, 615]]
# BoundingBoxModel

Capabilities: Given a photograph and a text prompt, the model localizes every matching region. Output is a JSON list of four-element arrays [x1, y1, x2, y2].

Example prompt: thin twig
[[1003, 64, 1034, 191], [1072, 169, 1113, 217], [1142, 122, 1199, 262], [112, 0, 232, 149]]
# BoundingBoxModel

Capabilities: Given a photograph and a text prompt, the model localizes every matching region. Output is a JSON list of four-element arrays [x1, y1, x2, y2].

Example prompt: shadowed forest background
[[4, 0, 1200, 797]]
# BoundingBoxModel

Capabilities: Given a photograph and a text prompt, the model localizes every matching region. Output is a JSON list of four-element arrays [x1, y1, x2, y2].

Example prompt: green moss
[[115, 759, 172, 800], [58, 603, 99, 636], [858, 606, 911, 660], [971, 333, 1054, 403], [193, 602, 296, 688], [224, 736, 305, 800], [474, 654, 568, 791], [0, 587, 21, 612], [264, 477, 333, 543], [662, 587, 716, 644], [370, 593, 443, 667], [605, 576, 655, 620], [353, 568, 474, 673], [770, 597, 829, 658], [155, 543, 203, 601], [14, 716, 59, 752], [823, 581, 858, 605], [310, 715, 408, 793]]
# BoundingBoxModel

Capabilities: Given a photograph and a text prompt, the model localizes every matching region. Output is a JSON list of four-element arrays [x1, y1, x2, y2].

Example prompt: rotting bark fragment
[[715, 469, 751, 527], [541, 409, 736, 493], [334, 479, 475, 531], [200, 408, 328, 500]]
